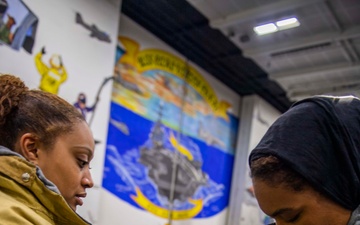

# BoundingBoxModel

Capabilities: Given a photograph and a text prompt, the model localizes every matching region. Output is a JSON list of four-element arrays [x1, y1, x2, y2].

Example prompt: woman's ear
[[18, 133, 40, 165]]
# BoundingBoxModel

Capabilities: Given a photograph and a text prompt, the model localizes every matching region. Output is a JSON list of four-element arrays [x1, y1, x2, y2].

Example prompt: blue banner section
[[102, 102, 236, 219]]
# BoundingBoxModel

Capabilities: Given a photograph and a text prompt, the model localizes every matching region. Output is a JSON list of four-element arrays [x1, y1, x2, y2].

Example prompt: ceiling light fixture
[[276, 17, 300, 30], [253, 23, 278, 35], [254, 17, 300, 36]]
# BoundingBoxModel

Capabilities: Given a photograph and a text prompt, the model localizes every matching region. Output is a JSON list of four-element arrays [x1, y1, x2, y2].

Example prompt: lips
[[75, 193, 87, 206]]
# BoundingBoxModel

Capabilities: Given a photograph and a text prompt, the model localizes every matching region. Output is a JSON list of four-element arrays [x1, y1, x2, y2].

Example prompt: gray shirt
[[348, 206, 360, 225]]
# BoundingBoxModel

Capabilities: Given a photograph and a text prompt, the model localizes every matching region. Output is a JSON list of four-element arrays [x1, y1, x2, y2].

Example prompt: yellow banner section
[[131, 187, 203, 220], [137, 49, 220, 111], [169, 132, 194, 161], [118, 36, 140, 66], [118, 36, 230, 120]]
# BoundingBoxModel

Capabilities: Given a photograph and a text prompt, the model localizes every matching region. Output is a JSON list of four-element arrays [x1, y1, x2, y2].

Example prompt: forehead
[[55, 122, 95, 155], [252, 178, 313, 216]]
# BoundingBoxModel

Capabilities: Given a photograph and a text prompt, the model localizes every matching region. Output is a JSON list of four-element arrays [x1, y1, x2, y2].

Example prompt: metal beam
[[210, 0, 324, 29], [288, 83, 360, 101], [226, 95, 255, 225], [322, 1, 359, 63], [266, 43, 339, 59], [283, 66, 360, 100], [323, 1, 342, 31], [287, 76, 360, 93], [270, 62, 360, 80], [343, 40, 360, 62], [244, 25, 360, 58]]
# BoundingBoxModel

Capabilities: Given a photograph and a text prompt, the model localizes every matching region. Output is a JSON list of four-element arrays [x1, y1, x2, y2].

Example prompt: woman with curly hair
[[0, 74, 94, 224]]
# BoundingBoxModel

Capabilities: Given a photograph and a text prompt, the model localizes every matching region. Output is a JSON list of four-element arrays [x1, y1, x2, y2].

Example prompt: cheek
[[298, 213, 335, 225], [56, 163, 80, 188], [57, 171, 82, 199], [303, 205, 339, 225], [64, 166, 82, 183]]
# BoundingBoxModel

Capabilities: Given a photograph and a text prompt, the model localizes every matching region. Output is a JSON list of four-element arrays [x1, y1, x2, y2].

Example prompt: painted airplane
[[75, 12, 111, 43]]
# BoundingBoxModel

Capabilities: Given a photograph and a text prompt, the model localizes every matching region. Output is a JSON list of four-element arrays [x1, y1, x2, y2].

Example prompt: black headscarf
[[249, 96, 360, 210]]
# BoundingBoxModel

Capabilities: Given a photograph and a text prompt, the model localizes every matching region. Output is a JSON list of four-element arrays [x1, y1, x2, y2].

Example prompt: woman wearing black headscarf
[[249, 96, 360, 225]]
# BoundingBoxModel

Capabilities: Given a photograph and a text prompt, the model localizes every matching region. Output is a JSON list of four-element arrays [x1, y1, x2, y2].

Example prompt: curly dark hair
[[0, 74, 85, 151]]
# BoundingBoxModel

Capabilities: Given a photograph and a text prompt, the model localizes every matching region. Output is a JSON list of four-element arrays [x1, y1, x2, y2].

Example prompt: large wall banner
[[102, 36, 239, 220]]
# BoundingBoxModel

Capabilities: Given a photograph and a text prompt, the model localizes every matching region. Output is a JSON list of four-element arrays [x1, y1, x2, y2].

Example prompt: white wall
[[249, 96, 281, 150], [242, 96, 281, 225], [227, 95, 281, 225], [0, 0, 122, 222]]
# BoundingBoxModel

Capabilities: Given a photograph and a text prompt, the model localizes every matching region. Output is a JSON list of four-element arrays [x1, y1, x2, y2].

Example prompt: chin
[[69, 204, 77, 211]]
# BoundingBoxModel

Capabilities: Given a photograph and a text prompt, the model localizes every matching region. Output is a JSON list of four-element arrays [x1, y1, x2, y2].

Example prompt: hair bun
[[0, 74, 29, 125]]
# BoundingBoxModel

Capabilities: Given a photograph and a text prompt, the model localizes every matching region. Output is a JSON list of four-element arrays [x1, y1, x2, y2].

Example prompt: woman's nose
[[82, 170, 94, 188]]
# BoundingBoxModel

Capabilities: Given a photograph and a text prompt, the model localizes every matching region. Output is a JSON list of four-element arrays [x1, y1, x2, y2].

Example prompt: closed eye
[[286, 214, 300, 223], [78, 159, 89, 169]]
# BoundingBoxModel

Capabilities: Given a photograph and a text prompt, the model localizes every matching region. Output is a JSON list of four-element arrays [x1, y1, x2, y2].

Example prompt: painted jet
[[75, 12, 111, 43]]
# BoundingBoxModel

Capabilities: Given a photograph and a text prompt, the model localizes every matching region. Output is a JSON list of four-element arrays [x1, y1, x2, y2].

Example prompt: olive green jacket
[[0, 146, 91, 225]]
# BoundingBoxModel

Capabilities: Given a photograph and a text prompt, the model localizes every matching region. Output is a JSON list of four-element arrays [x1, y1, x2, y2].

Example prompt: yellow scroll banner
[[131, 187, 203, 220], [118, 36, 230, 121], [169, 132, 194, 161]]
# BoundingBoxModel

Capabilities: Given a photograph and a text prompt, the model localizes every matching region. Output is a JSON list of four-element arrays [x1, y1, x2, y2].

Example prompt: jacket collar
[[0, 146, 60, 193], [0, 145, 91, 224]]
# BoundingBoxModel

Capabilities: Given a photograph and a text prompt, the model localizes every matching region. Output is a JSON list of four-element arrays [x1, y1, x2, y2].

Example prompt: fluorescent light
[[276, 17, 300, 30], [276, 17, 298, 26], [253, 23, 278, 35], [253, 17, 300, 36]]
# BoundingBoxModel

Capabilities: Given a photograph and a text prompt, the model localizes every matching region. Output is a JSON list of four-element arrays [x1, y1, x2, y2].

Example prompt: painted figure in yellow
[[34, 47, 68, 94]]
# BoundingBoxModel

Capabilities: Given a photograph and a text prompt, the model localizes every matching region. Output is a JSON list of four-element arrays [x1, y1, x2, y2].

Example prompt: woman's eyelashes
[[285, 213, 300, 223], [77, 158, 89, 169], [276, 211, 301, 224]]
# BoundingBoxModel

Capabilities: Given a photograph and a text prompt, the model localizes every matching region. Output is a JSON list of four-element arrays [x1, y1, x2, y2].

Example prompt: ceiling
[[121, 0, 360, 113]]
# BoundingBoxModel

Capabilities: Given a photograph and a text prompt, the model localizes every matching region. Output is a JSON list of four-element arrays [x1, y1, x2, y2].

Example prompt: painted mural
[[0, 0, 38, 53], [34, 46, 67, 94], [0, 0, 120, 222], [102, 36, 239, 220]]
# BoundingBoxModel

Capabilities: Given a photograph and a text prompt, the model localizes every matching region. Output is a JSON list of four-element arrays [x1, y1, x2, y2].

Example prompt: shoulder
[[0, 190, 55, 225], [0, 155, 90, 225], [0, 155, 55, 224]]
